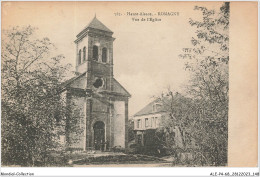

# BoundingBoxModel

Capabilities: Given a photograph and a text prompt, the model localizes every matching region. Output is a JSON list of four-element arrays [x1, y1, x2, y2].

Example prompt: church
[[61, 16, 131, 152]]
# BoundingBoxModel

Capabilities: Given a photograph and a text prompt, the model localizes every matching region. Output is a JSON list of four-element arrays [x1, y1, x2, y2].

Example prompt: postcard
[[1, 1, 257, 170]]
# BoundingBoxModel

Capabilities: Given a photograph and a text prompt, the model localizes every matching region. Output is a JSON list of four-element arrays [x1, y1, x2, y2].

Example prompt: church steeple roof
[[76, 16, 113, 38], [87, 16, 112, 32]]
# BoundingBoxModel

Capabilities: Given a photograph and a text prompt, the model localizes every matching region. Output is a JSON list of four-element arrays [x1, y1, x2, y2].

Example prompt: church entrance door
[[93, 121, 105, 151]]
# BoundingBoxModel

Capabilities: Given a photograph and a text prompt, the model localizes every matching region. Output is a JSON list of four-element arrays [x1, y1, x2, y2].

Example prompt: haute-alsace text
[[127, 12, 153, 16]]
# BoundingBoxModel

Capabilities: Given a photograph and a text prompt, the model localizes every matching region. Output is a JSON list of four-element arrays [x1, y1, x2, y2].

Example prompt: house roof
[[134, 93, 188, 117], [134, 98, 167, 117], [76, 16, 113, 37]]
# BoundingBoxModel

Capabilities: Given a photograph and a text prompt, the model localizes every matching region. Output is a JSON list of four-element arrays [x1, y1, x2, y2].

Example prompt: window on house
[[145, 118, 149, 127], [137, 119, 141, 128], [102, 47, 107, 63], [93, 45, 98, 61], [152, 117, 154, 127], [155, 117, 158, 127], [78, 49, 82, 65], [83, 47, 86, 61]]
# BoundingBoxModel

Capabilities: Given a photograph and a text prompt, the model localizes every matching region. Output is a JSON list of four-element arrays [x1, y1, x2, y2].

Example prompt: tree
[[1, 26, 71, 166], [154, 2, 229, 166], [178, 2, 229, 166], [155, 92, 198, 163], [128, 119, 135, 142]]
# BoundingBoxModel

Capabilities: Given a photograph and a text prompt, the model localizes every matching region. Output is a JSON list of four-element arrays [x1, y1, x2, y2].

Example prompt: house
[[133, 96, 184, 149], [61, 16, 131, 152], [133, 98, 165, 145]]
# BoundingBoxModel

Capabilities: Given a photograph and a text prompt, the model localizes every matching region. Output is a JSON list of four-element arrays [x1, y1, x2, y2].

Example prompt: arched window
[[78, 49, 82, 65], [102, 48, 107, 63], [83, 47, 86, 61], [93, 45, 98, 61]]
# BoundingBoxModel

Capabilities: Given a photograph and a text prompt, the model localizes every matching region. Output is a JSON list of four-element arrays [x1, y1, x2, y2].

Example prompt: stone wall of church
[[76, 35, 89, 74], [66, 93, 129, 151], [67, 95, 86, 150], [91, 98, 110, 148], [113, 101, 126, 148], [87, 36, 114, 91], [88, 35, 113, 64]]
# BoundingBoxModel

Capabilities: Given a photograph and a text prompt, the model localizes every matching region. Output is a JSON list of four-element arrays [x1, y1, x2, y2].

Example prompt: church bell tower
[[74, 16, 115, 92]]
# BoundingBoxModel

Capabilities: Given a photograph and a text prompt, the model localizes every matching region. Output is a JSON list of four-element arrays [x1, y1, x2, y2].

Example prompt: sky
[[2, 1, 223, 116]]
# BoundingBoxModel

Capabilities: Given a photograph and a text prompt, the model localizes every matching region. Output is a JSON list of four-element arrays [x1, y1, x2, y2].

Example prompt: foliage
[[128, 119, 135, 142], [183, 2, 229, 166], [158, 2, 229, 166], [155, 93, 198, 160], [1, 26, 72, 166], [180, 2, 229, 103]]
